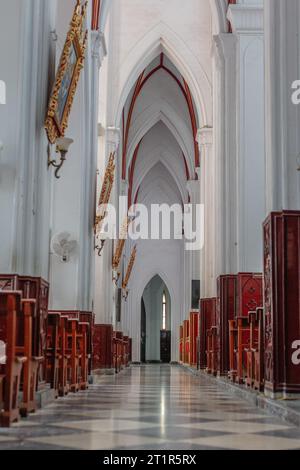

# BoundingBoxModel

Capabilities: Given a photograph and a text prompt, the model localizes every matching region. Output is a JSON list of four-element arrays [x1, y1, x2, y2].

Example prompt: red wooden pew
[[179, 325, 183, 363], [0, 275, 49, 388], [199, 298, 216, 373], [189, 312, 199, 367], [19, 299, 43, 416], [0, 292, 26, 427], [46, 313, 61, 398]]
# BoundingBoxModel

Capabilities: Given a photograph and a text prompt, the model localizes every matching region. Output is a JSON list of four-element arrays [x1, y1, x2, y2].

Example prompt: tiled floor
[[1, 364, 300, 450]]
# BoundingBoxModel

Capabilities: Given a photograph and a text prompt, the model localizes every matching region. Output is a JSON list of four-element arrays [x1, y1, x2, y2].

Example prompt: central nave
[[0, 365, 300, 451]]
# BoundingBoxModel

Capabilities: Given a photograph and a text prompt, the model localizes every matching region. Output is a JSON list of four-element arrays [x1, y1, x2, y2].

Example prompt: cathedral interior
[[0, 0, 300, 453]]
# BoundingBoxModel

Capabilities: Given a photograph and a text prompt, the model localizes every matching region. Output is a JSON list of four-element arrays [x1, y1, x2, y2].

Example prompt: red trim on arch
[[128, 140, 143, 207], [133, 186, 140, 205], [182, 152, 190, 180], [122, 71, 145, 179], [92, 0, 101, 30], [227, 0, 237, 33], [122, 54, 200, 180], [183, 79, 199, 169]]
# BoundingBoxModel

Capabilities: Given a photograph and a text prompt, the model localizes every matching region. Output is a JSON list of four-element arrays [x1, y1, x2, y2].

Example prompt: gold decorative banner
[[45, 0, 88, 144], [122, 246, 137, 299], [95, 152, 116, 235], [112, 217, 131, 271]]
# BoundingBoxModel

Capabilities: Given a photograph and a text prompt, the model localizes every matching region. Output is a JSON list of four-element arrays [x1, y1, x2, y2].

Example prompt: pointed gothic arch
[[114, 22, 212, 130]]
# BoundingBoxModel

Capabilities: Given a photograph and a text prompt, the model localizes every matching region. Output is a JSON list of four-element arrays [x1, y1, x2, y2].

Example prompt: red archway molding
[[92, 0, 101, 30], [122, 54, 199, 181]]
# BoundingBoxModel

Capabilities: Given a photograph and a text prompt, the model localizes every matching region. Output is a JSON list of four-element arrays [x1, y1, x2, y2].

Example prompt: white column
[[212, 33, 238, 277], [94, 127, 120, 325], [264, 0, 300, 211], [186, 178, 201, 311], [0, 0, 57, 277], [197, 127, 215, 298], [83, 30, 107, 313], [227, 0, 265, 273]]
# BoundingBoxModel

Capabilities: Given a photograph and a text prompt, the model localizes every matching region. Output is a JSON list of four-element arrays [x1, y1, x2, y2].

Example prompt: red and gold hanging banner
[[122, 246, 137, 299], [112, 217, 131, 272], [95, 152, 115, 235]]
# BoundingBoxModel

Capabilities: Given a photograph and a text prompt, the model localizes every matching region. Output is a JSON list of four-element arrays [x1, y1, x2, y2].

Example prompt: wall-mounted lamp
[[122, 288, 129, 302], [95, 239, 105, 257], [48, 137, 74, 179], [112, 270, 120, 285]]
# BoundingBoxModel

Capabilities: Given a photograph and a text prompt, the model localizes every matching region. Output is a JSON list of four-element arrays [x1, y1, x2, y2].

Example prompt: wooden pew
[[123, 336, 129, 368], [0, 275, 49, 388], [65, 318, 81, 393], [46, 313, 61, 398], [217, 275, 237, 376], [228, 316, 250, 384], [50, 311, 93, 376], [253, 308, 264, 391], [228, 273, 263, 383], [245, 307, 264, 391], [113, 332, 117, 373], [0, 292, 26, 427], [92, 324, 114, 373], [183, 320, 190, 364], [206, 329, 213, 374], [19, 299, 43, 416], [228, 319, 238, 382], [58, 315, 70, 396], [129, 338, 132, 363], [245, 311, 257, 389], [189, 312, 199, 367], [78, 322, 89, 390], [179, 325, 183, 363], [200, 299, 217, 373], [211, 326, 219, 376], [116, 332, 124, 372]]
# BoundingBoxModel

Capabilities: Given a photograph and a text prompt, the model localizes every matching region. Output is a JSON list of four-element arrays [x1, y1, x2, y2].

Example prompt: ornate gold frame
[[122, 246, 137, 300], [45, 1, 88, 144], [94, 152, 116, 235]]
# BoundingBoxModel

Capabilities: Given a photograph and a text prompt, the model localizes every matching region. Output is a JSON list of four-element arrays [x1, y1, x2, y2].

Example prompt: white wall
[[0, 0, 57, 279]]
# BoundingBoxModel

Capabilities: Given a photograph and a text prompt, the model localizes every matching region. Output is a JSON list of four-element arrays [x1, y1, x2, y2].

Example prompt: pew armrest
[[33, 356, 44, 363], [16, 356, 27, 364]]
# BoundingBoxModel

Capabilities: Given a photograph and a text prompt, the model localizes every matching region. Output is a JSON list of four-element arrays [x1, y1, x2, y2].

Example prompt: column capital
[[196, 127, 213, 147], [91, 30, 107, 68], [106, 127, 121, 152], [227, 4, 264, 34], [213, 33, 236, 66]]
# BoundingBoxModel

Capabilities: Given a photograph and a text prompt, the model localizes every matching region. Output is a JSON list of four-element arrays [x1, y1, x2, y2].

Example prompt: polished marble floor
[[1, 364, 300, 450]]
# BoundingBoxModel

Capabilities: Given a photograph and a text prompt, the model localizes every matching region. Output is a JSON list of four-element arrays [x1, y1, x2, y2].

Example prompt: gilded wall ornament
[[45, 0, 88, 144]]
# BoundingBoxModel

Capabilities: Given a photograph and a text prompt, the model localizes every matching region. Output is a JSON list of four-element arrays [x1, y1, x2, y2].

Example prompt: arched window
[[162, 291, 167, 330]]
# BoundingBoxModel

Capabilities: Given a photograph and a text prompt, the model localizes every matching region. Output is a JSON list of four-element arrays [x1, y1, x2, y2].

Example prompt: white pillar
[[264, 0, 300, 211], [186, 178, 201, 311], [0, 0, 57, 277], [94, 127, 120, 325], [212, 33, 238, 277], [227, 0, 265, 273], [197, 127, 215, 298]]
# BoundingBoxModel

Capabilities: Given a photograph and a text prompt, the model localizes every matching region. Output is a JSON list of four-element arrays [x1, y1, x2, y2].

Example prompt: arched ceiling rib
[[122, 53, 199, 181]]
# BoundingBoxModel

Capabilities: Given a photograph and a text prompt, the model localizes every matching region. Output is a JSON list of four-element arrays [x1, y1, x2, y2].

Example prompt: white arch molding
[[114, 22, 212, 129], [132, 151, 188, 205], [128, 260, 182, 363], [127, 102, 195, 177]]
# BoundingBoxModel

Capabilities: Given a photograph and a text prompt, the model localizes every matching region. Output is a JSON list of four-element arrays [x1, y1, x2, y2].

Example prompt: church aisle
[[0, 365, 300, 450]]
